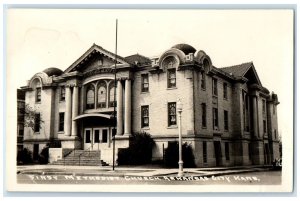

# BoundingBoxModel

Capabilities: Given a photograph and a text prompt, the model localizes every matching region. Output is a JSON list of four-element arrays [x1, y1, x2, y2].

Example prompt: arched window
[[109, 85, 116, 107], [86, 85, 95, 109], [32, 78, 42, 103], [97, 83, 107, 108]]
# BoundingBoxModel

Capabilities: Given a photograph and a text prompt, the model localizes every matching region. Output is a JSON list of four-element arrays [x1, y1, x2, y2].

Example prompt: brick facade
[[20, 43, 280, 167]]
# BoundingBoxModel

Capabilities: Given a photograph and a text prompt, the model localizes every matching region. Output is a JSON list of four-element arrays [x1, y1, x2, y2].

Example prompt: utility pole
[[112, 19, 118, 171]]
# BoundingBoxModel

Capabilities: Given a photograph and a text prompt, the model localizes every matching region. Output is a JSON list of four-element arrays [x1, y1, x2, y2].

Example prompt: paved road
[[17, 170, 281, 185]]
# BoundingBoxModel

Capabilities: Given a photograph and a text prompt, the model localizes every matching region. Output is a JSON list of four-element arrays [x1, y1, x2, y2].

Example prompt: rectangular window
[[263, 120, 267, 133], [201, 103, 207, 128], [58, 112, 64, 132], [94, 130, 100, 143], [225, 142, 230, 161], [243, 91, 250, 132], [36, 88, 41, 102], [274, 129, 277, 139], [262, 99, 266, 115], [167, 69, 176, 88], [102, 129, 108, 143], [203, 141, 207, 163], [168, 102, 177, 126], [60, 87, 65, 101], [141, 105, 149, 128], [34, 113, 40, 133], [213, 108, 219, 130], [223, 82, 228, 99], [212, 78, 218, 96], [200, 71, 206, 90], [224, 110, 229, 131], [141, 74, 149, 92]]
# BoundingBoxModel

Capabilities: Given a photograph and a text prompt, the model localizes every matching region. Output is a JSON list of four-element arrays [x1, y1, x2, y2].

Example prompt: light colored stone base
[[49, 148, 63, 163]]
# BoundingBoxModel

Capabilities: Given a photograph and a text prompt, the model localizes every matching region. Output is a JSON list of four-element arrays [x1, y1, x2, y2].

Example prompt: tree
[[117, 131, 154, 165], [19, 104, 44, 131], [164, 141, 196, 168]]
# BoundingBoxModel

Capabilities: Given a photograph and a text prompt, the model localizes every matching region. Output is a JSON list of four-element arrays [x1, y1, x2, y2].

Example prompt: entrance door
[[93, 128, 101, 150], [84, 128, 110, 150], [214, 141, 222, 166], [84, 128, 92, 150]]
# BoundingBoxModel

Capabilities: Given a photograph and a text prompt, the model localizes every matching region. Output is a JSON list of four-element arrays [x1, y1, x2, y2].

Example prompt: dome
[[171, 43, 196, 55], [43, 67, 63, 76]]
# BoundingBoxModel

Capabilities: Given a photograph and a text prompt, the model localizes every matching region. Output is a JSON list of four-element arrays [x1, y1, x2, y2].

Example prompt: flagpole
[[112, 19, 118, 171]]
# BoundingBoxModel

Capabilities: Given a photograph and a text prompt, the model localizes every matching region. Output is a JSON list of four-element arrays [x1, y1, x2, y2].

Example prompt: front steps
[[51, 150, 109, 166]]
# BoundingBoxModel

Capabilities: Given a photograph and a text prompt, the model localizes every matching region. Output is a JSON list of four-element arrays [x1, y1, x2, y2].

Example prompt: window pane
[[86, 85, 95, 109], [142, 74, 149, 92], [59, 112, 64, 132], [98, 85, 106, 108], [203, 141, 207, 163], [109, 86, 116, 107], [225, 142, 230, 161], [141, 106, 149, 127], [34, 113, 40, 132], [87, 90, 94, 104], [36, 88, 41, 102], [102, 130, 108, 143], [168, 69, 176, 88], [60, 87, 65, 101], [213, 108, 218, 129], [201, 72, 206, 89], [223, 83, 227, 99], [168, 102, 176, 126], [85, 130, 91, 143], [94, 130, 100, 143], [202, 103, 207, 127], [224, 110, 228, 131]]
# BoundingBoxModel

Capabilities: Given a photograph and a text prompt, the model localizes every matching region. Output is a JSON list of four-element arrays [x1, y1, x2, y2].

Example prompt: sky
[[6, 9, 293, 144]]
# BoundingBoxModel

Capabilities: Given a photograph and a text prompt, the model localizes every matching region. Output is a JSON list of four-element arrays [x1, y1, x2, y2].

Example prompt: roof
[[43, 67, 63, 76], [124, 54, 152, 65], [64, 43, 130, 73], [172, 43, 196, 55], [219, 62, 253, 77]]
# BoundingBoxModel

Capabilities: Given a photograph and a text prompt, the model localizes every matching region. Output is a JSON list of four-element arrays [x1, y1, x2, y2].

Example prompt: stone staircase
[[51, 150, 109, 166]]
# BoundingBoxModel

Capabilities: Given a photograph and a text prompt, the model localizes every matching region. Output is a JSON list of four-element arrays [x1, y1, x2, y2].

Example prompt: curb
[[18, 167, 274, 178]]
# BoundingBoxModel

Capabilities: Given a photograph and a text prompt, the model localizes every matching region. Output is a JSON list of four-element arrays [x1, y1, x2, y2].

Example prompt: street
[[17, 170, 281, 185]]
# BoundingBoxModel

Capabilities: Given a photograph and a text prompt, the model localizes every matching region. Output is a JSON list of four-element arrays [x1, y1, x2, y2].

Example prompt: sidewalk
[[17, 164, 273, 177]]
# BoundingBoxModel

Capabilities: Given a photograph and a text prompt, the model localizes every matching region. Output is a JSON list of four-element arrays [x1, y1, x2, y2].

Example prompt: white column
[[71, 86, 79, 136], [124, 79, 131, 135], [117, 80, 123, 135], [65, 86, 72, 136]]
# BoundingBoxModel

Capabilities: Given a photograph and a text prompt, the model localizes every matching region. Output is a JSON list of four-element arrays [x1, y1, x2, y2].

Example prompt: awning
[[73, 113, 113, 121]]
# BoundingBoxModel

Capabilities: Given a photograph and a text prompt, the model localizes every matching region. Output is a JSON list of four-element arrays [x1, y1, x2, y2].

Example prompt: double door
[[84, 128, 110, 150]]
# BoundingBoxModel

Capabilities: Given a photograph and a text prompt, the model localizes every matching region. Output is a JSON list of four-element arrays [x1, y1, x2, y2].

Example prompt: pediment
[[243, 65, 262, 86], [64, 44, 130, 74], [220, 62, 262, 86]]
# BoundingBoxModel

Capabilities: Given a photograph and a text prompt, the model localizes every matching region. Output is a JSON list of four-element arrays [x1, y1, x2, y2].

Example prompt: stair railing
[[63, 149, 73, 167], [78, 146, 92, 166]]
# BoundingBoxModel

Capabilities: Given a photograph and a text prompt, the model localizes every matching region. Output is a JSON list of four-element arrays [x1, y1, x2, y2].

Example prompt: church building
[[20, 43, 280, 167]]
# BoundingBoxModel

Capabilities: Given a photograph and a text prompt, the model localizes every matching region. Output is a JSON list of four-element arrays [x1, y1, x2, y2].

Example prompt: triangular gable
[[243, 63, 262, 86], [220, 62, 262, 86], [64, 43, 130, 73]]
